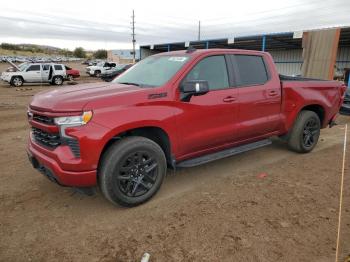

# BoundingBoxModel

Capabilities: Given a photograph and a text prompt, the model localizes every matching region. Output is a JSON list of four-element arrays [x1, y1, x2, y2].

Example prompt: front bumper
[[0, 75, 10, 82], [27, 138, 97, 187]]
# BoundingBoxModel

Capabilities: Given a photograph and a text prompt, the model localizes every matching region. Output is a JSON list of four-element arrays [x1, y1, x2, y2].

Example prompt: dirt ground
[[0, 62, 350, 262]]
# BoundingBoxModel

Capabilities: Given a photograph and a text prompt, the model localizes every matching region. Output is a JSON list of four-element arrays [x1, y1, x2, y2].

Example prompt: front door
[[175, 55, 239, 157], [24, 64, 42, 82]]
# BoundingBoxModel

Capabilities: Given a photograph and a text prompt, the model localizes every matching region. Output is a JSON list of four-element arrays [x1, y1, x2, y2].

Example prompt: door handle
[[268, 90, 278, 96], [223, 96, 237, 102]]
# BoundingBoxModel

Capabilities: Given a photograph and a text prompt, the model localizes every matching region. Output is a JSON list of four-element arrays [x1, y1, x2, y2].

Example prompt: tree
[[73, 47, 86, 58], [93, 49, 107, 59]]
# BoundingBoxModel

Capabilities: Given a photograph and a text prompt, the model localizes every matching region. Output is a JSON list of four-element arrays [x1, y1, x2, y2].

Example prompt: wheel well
[[100, 126, 174, 168], [301, 104, 325, 124], [11, 75, 23, 81]]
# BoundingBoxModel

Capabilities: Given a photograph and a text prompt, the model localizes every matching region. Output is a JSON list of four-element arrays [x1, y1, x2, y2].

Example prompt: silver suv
[[0, 61, 66, 87]]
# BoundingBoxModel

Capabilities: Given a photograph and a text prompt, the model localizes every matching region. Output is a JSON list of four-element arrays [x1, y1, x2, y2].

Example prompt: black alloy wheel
[[116, 151, 158, 197], [302, 118, 320, 148]]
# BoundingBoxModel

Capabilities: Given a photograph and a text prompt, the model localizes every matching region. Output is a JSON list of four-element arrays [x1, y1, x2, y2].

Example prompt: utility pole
[[198, 20, 201, 41], [131, 10, 136, 63]]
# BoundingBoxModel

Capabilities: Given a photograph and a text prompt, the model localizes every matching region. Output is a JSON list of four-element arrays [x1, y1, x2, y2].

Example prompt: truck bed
[[279, 74, 327, 82]]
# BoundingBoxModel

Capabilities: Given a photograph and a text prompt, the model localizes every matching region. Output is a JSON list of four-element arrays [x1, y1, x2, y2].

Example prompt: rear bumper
[[27, 138, 97, 187]]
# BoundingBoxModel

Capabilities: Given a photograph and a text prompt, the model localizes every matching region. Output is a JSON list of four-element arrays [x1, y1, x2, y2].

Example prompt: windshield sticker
[[168, 57, 188, 62]]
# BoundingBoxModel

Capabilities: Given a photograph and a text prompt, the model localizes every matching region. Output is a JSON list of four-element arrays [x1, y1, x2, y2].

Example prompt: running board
[[176, 139, 272, 168]]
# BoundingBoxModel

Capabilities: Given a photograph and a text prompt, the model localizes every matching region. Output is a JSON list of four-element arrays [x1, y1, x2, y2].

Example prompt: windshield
[[19, 63, 28, 71], [113, 55, 190, 87]]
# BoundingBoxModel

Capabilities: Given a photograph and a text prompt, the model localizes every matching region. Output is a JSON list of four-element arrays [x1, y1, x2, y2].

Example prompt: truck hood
[[30, 82, 142, 112], [7, 60, 20, 71]]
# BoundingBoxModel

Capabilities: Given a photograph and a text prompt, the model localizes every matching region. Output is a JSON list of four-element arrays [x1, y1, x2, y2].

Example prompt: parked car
[[100, 64, 133, 82], [86, 62, 117, 77], [340, 85, 350, 115], [1, 61, 66, 87], [81, 59, 91, 65], [27, 49, 345, 207], [65, 66, 80, 81]]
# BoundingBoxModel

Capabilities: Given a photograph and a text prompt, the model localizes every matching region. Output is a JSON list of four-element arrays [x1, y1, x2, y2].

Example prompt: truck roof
[[155, 48, 268, 58]]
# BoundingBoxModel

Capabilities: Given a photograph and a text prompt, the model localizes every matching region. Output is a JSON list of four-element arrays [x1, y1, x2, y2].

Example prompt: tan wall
[[301, 28, 340, 80], [107, 51, 134, 64]]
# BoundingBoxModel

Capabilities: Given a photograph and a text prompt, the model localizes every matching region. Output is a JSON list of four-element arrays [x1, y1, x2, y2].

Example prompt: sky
[[0, 0, 349, 51]]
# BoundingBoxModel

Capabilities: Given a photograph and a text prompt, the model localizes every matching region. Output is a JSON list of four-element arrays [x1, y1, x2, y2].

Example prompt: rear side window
[[27, 65, 40, 71], [233, 55, 268, 86], [185, 55, 229, 90], [42, 64, 50, 71], [54, 65, 63, 70]]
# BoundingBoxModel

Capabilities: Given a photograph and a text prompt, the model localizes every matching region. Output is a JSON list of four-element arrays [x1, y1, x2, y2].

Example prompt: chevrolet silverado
[[27, 49, 346, 207]]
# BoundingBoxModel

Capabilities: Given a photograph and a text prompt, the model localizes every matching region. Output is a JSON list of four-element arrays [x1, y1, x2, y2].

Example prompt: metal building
[[140, 27, 350, 76]]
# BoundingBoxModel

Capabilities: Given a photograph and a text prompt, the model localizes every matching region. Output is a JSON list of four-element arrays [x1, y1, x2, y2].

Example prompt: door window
[[42, 65, 50, 71], [27, 65, 40, 71], [185, 56, 229, 90], [233, 55, 268, 86]]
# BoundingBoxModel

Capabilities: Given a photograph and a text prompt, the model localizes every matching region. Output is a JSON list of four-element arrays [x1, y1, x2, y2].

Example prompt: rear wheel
[[99, 136, 167, 207], [67, 74, 74, 81], [52, 76, 63, 85], [11, 76, 23, 87], [287, 110, 321, 153]]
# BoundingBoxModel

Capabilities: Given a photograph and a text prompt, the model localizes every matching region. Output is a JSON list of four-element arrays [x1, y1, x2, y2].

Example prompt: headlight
[[54, 111, 93, 137]]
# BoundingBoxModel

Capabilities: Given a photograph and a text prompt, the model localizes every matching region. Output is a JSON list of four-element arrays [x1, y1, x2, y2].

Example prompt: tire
[[10, 76, 23, 87], [67, 74, 74, 81], [99, 136, 167, 207], [287, 110, 321, 153], [94, 70, 101, 77], [52, 76, 63, 85]]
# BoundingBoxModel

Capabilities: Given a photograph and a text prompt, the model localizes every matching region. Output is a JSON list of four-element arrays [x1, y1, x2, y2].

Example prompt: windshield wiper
[[118, 82, 140, 87]]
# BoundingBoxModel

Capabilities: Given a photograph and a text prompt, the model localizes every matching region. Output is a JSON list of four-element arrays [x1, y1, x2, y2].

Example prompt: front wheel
[[99, 136, 167, 207], [11, 76, 23, 87], [94, 70, 101, 77], [287, 110, 321, 153]]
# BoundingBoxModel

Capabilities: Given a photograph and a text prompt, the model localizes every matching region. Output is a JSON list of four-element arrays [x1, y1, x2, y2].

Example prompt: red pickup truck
[[27, 49, 346, 207]]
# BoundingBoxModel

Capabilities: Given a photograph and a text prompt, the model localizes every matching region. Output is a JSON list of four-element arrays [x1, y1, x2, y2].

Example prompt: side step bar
[[176, 139, 272, 168]]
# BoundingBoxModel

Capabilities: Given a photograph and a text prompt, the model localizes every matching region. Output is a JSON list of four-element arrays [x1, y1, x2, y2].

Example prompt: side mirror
[[180, 80, 209, 95]]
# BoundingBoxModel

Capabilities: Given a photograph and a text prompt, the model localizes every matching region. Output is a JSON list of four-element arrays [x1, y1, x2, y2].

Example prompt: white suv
[[86, 61, 117, 77], [0, 62, 66, 87]]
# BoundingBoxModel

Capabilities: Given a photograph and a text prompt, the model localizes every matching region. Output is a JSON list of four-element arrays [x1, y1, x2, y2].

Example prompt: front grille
[[33, 114, 55, 125], [32, 127, 61, 148]]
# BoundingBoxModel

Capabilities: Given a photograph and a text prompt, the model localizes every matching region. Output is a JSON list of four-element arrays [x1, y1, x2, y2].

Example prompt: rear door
[[230, 54, 281, 140], [41, 64, 50, 81], [176, 55, 239, 157]]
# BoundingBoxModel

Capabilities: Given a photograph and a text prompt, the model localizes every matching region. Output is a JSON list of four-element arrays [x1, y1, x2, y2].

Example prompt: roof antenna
[[186, 46, 196, 53]]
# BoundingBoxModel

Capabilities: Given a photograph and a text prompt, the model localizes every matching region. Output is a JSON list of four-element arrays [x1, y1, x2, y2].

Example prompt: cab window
[[27, 65, 40, 71], [42, 65, 50, 71], [185, 56, 229, 90]]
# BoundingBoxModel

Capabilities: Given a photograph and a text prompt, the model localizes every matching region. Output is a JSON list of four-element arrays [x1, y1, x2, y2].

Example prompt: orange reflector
[[82, 111, 93, 124]]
